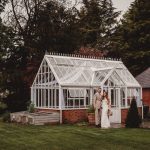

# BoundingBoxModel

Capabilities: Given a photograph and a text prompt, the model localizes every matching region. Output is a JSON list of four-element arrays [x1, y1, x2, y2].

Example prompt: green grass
[[0, 122, 150, 150]]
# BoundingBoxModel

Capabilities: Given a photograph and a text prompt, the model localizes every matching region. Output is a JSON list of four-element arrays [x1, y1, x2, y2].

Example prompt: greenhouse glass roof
[[42, 54, 140, 87]]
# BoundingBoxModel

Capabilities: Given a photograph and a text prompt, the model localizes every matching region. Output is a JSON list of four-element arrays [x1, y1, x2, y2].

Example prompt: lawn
[[0, 122, 150, 150]]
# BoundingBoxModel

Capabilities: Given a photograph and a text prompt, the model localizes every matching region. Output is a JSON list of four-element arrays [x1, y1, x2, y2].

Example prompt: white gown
[[101, 98, 110, 128]]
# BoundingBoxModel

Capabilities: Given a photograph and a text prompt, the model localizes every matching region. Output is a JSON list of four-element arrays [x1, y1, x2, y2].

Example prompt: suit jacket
[[93, 92, 102, 109]]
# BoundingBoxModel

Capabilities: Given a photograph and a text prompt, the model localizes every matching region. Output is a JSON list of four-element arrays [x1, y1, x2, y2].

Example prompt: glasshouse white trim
[[31, 53, 142, 123]]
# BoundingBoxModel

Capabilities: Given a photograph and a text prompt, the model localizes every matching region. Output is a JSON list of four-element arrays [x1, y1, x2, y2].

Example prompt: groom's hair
[[97, 87, 101, 92]]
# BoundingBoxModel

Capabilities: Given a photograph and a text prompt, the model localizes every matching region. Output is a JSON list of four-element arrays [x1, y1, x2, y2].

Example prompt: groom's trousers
[[95, 108, 101, 125]]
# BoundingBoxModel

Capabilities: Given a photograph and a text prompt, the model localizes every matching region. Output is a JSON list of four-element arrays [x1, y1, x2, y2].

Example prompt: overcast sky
[[1, 0, 135, 20], [112, 0, 134, 15]]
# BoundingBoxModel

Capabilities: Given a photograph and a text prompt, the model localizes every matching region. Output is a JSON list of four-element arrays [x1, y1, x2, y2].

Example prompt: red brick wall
[[121, 107, 142, 124], [121, 109, 128, 124], [36, 107, 143, 124], [62, 109, 88, 123], [142, 88, 150, 107]]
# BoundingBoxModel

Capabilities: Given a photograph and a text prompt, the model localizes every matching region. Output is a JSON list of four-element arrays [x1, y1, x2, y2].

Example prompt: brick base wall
[[121, 109, 128, 124], [36, 108, 59, 113], [143, 89, 150, 107], [36, 108, 88, 124], [36, 107, 142, 124], [62, 109, 88, 123], [121, 107, 142, 123]]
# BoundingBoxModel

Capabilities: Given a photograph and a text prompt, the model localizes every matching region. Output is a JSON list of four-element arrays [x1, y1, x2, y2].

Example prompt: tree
[[125, 98, 142, 128], [0, 25, 29, 112], [0, 0, 7, 13], [5, 0, 81, 59], [1, 0, 81, 112], [28, 1, 81, 55], [79, 0, 120, 50], [109, 0, 150, 75], [5, 0, 81, 84], [0, 0, 29, 112]]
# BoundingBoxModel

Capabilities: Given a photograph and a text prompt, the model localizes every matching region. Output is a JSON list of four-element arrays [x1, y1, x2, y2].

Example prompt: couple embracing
[[93, 88, 111, 128]]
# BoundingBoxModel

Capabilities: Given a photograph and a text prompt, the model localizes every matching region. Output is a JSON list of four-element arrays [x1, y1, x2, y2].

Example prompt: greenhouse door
[[108, 88, 121, 123]]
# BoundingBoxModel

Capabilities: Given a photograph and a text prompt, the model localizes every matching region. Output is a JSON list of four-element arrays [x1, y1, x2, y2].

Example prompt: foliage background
[[0, 0, 149, 112]]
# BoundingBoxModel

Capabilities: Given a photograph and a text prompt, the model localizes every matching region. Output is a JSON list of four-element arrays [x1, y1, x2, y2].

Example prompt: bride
[[101, 90, 111, 128]]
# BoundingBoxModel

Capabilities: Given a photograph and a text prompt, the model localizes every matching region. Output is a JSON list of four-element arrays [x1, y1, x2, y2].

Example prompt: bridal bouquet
[[107, 109, 113, 116]]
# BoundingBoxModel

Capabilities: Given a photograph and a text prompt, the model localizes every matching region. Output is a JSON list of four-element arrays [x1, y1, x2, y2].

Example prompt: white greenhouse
[[31, 53, 143, 123]]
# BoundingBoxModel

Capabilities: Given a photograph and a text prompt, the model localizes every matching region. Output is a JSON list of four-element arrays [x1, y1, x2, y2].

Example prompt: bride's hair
[[102, 90, 109, 101]]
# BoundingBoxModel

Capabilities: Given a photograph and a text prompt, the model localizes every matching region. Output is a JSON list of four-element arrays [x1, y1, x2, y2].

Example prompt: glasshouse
[[31, 53, 143, 123]]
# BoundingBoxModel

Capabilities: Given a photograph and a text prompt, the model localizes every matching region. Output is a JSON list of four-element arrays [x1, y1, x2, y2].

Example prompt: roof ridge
[[45, 52, 122, 62], [136, 67, 150, 78], [136, 67, 150, 88]]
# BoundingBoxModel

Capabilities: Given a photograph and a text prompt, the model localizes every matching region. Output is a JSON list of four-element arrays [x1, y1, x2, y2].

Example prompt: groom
[[93, 88, 102, 127]]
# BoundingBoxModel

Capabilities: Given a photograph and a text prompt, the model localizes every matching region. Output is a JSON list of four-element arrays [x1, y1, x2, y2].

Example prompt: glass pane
[[111, 89, 115, 106], [120, 88, 125, 107], [68, 89, 87, 97]]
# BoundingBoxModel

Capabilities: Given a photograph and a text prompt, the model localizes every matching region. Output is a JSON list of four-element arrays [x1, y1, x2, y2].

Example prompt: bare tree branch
[[10, 0, 24, 33]]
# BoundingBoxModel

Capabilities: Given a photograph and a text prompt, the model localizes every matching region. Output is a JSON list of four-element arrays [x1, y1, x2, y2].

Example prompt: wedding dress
[[101, 98, 110, 128]]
